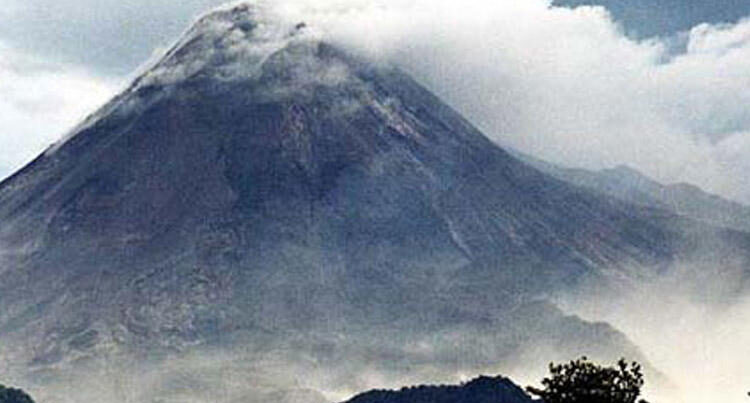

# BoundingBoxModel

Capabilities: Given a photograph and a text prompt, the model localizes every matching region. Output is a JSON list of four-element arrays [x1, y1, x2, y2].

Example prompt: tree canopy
[[526, 357, 649, 403], [0, 385, 35, 403]]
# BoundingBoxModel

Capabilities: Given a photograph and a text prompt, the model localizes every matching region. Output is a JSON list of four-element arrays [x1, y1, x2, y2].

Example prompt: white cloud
[[256, 0, 750, 202], [688, 20, 750, 55], [2, 0, 750, 203], [0, 43, 117, 179], [559, 262, 750, 403]]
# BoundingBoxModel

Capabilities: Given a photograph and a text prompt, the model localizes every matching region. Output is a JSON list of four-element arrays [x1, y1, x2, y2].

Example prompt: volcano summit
[[1, 3, 749, 402]]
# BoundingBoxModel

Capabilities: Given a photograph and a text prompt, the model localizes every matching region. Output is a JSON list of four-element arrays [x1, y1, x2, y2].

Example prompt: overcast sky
[[1, 0, 749, 202]]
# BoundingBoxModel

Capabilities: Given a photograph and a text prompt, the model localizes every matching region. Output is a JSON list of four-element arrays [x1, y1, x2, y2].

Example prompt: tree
[[0, 385, 35, 403], [526, 357, 649, 403]]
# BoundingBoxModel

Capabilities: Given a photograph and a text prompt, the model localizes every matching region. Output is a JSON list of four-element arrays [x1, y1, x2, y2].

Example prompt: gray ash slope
[[0, 3, 748, 372]]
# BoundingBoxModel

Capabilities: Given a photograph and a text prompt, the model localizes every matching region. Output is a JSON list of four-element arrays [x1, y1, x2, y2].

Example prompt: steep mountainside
[[0, 3, 748, 401]]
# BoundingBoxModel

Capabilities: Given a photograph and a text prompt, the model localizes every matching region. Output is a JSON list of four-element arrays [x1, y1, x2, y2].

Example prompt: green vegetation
[[0, 385, 34, 403], [526, 357, 649, 403]]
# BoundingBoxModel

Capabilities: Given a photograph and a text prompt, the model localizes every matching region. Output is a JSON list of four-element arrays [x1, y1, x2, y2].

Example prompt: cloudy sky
[[1, 0, 749, 202]]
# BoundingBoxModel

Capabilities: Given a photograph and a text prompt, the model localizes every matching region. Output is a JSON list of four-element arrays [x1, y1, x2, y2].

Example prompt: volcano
[[0, 3, 749, 401]]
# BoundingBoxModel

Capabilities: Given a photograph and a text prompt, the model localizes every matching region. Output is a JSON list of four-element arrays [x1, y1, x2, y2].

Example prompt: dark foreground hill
[[342, 376, 534, 403]]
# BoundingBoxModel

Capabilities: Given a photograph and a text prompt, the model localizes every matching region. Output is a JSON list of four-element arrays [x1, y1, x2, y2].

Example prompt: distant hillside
[[512, 149, 750, 233], [341, 376, 534, 403]]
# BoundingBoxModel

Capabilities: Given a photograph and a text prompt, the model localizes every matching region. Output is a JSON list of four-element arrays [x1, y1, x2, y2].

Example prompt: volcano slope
[[0, 3, 748, 401]]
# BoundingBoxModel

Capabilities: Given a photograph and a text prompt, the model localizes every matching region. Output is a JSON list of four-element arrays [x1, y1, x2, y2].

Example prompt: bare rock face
[[0, 3, 747, 400]]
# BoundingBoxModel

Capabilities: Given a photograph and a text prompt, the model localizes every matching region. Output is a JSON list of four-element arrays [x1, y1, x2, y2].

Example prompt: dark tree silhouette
[[343, 376, 534, 403], [0, 385, 35, 403], [526, 357, 650, 403]]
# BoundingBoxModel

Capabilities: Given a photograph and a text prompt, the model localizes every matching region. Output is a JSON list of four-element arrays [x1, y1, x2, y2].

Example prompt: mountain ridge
[[511, 148, 750, 233], [0, 3, 747, 401]]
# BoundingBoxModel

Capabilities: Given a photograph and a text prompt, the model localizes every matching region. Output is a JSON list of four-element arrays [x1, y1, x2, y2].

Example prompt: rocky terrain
[[0, 3, 748, 402]]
